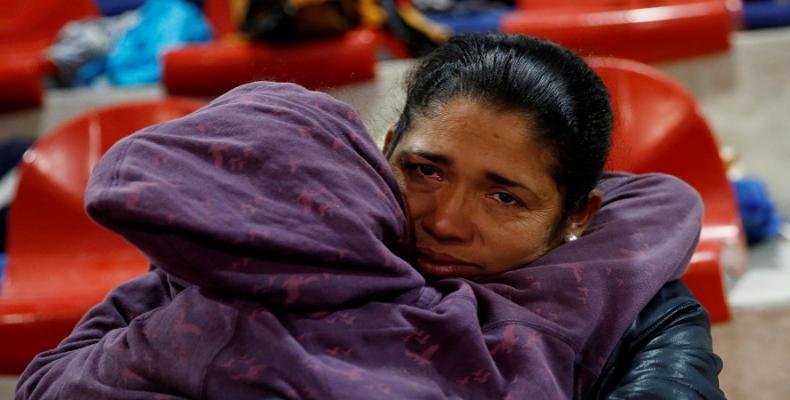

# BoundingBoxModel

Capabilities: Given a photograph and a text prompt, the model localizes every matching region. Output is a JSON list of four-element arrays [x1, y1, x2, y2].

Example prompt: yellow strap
[[399, 3, 450, 43], [290, 0, 332, 7], [229, 0, 249, 26], [359, 0, 386, 28]]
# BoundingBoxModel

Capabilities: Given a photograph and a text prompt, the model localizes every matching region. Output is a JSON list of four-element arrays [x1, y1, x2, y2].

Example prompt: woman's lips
[[416, 248, 481, 277]]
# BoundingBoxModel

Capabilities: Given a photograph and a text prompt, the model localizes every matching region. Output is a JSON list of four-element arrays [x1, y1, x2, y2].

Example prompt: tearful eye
[[492, 192, 521, 207], [401, 160, 443, 188], [416, 164, 439, 177]]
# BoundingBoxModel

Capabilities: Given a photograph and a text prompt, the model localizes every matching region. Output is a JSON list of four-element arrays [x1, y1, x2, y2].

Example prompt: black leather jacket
[[589, 281, 726, 399]]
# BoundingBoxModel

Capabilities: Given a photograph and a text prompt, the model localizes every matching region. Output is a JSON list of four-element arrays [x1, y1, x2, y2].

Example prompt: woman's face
[[387, 97, 567, 280]]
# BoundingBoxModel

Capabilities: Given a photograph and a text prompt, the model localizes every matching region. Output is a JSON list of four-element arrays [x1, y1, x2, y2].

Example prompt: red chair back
[[0, 0, 99, 111], [0, 98, 205, 374], [502, 0, 738, 63], [591, 57, 741, 234], [590, 57, 744, 322], [0, 0, 98, 49], [202, 0, 238, 39]]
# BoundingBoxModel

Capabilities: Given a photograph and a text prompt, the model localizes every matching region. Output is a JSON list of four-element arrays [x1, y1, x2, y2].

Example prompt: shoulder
[[598, 172, 701, 205], [589, 280, 725, 399]]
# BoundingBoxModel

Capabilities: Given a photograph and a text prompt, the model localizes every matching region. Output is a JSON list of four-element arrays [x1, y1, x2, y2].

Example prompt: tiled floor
[[729, 235, 790, 308], [0, 379, 13, 398], [711, 237, 790, 400], [713, 306, 790, 400], [660, 27, 790, 217]]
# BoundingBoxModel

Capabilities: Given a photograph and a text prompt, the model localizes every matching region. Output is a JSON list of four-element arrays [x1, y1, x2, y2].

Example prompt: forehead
[[418, 99, 529, 150], [401, 98, 557, 182]]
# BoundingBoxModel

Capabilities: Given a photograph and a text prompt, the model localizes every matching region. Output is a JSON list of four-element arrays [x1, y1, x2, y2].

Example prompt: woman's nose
[[422, 187, 474, 243]]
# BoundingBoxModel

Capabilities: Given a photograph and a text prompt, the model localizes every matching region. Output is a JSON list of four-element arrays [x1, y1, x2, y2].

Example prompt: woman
[[380, 33, 724, 398], [16, 34, 722, 399]]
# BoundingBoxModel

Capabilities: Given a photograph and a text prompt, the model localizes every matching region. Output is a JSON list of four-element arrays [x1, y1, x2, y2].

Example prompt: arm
[[15, 268, 180, 399], [591, 281, 725, 400], [16, 284, 236, 400], [496, 172, 710, 397], [589, 174, 723, 398], [591, 171, 704, 281]]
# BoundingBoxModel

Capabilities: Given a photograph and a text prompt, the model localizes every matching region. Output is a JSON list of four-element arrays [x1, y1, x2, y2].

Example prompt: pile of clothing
[[48, 0, 211, 87], [47, 0, 450, 87]]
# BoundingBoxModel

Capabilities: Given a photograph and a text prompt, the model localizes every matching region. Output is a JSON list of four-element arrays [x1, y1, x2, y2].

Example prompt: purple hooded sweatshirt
[[16, 82, 702, 399]]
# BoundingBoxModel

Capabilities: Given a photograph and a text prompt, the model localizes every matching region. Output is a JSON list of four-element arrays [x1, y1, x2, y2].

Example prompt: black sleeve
[[590, 281, 726, 400]]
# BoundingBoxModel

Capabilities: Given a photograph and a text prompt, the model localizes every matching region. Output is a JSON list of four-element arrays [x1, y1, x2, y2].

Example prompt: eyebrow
[[405, 149, 540, 201], [485, 172, 524, 189], [404, 150, 453, 166], [484, 171, 540, 201]]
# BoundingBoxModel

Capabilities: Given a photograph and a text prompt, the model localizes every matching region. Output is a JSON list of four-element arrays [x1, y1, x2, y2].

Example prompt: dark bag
[[240, 0, 447, 56]]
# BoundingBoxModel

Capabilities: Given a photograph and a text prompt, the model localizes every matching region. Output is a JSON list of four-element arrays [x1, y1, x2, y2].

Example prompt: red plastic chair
[[590, 57, 745, 323], [0, 0, 99, 111], [0, 0, 97, 47], [0, 55, 46, 111], [163, 29, 380, 97], [164, 0, 410, 97], [502, 0, 741, 63], [0, 98, 206, 374]]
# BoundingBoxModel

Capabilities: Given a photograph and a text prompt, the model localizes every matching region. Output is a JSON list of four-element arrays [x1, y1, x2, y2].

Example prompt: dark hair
[[387, 33, 613, 218]]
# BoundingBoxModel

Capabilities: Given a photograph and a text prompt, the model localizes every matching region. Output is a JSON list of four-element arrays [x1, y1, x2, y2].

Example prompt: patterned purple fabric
[[85, 82, 423, 309], [16, 82, 702, 399]]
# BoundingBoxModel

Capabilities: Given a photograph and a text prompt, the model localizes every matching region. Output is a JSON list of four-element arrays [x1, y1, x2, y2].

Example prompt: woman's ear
[[565, 190, 603, 240], [382, 126, 395, 155]]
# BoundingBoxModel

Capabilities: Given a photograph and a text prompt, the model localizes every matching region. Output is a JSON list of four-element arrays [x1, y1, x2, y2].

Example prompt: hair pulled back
[[389, 34, 613, 217]]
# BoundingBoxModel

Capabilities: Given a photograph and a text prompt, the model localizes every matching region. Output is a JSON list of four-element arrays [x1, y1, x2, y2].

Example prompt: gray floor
[[1, 27, 789, 399], [659, 28, 790, 216], [0, 379, 13, 398]]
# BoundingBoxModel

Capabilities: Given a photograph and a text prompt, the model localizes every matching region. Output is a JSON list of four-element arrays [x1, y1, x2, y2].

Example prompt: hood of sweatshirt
[[85, 81, 425, 309]]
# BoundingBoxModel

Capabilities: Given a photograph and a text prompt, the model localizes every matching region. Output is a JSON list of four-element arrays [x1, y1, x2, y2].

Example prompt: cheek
[[401, 186, 434, 222], [389, 163, 433, 228], [479, 217, 556, 269], [390, 164, 408, 192]]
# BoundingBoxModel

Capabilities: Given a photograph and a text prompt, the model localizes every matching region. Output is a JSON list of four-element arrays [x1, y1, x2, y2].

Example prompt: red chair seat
[[165, 0, 405, 97], [0, 0, 98, 112], [163, 29, 379, 97], [503, 0, 740, 63], [0, 55, 46, 111]]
